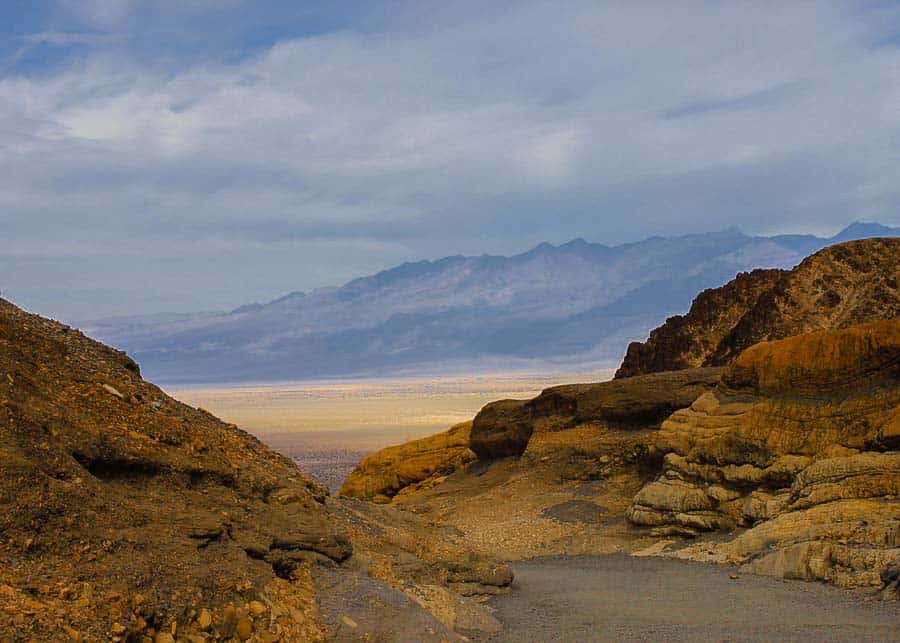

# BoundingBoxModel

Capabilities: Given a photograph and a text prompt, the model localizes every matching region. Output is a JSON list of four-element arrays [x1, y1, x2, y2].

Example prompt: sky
[[2, 1, 900, 321]]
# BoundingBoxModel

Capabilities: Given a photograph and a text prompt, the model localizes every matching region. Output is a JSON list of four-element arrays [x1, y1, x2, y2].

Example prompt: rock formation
[[469, 368, 724, 460], [616, 237, 900, 378], [340, 422, 475, 503], [628, 320, 900, 591], [0, 298, 511, 641], [345, 368, 724, 560]]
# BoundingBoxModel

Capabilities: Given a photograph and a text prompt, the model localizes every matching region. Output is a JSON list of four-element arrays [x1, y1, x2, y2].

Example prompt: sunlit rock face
[[628, 320, 900, 592], [340, 421, 476, 503]]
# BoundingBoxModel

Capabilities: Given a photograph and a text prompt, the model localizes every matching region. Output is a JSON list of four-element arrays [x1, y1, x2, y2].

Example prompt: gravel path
[[472, 555, 900, 642]]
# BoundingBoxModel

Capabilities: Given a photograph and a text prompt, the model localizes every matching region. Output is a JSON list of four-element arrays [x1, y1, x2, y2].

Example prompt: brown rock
[[628, 321, 900, 590], [196, 608, 212, 631], [616, 238, 900, 378], [341, 422, 476, 501], [235, 612, 253, 640], [469, 368, 723, 460], [0, 296, 511, 641]]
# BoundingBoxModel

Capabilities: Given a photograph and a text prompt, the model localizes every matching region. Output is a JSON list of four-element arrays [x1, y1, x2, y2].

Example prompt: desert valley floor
[[169, 372, 614, 491]]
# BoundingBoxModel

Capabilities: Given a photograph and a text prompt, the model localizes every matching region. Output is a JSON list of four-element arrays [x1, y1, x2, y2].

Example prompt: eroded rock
[[469, 368, 723, 460], [629, 321, 900, 590], [0, 297, 511, 640], [340, 422, 475, 502]]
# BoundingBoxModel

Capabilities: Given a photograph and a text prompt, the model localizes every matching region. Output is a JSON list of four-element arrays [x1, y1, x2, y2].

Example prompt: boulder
[[340, 422, 475, 502]]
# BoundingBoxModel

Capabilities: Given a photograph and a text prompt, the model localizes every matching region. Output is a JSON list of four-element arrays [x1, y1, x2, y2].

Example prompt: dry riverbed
[[472, 555, 900, 642]]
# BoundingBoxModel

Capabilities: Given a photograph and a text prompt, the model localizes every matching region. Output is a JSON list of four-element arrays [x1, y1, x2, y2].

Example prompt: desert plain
[[169, 371, 614, 491]]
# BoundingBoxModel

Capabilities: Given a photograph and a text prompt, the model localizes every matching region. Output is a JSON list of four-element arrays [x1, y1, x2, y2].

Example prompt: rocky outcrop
[[628, 320, 900, 591], [616, 238, 900, 378], [469, 368, 724, 459], [615, 269, 783, 378], [0, 298, 510, 641], [340, 422, 476, 503]]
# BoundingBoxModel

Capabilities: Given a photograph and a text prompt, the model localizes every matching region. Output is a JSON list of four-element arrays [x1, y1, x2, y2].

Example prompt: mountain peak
[[832, 221, 897, 242]]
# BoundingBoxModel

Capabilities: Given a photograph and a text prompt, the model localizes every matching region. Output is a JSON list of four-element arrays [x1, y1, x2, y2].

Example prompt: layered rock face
[[469, 368, 724, 460], [340, 422, 476, 503], [628, 321, 900, 591], [0, 298, 511, 641], [617, 238, 900, 378]]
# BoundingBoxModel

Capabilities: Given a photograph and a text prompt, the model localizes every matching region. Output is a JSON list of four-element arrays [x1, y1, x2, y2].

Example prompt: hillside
[[0, 298, 512, 641], [82, 223, 898, 384], [616, 237, 900, 378]]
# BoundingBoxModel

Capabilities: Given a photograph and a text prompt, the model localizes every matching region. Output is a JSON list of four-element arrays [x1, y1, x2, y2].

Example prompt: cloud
[[1, 1, 900, 319], [61, 0, 135, 28], [22, 31, 120, 47]]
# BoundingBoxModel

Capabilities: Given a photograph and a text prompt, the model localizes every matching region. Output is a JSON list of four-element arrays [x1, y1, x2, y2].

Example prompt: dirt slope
[[0, 298, 511, 641]]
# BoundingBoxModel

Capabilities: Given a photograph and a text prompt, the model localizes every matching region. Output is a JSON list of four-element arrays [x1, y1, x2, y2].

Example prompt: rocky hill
[[616, 237, 900, 378], [0, 298, 512, 641], [82, 224, 898, 384]]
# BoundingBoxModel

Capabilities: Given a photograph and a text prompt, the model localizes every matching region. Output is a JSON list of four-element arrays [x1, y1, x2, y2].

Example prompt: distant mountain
[[81, 222, 899, 384]]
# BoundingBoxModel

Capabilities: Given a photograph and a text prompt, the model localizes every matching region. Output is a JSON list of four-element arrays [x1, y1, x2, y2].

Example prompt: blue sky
[[2, 1, 900, 320]]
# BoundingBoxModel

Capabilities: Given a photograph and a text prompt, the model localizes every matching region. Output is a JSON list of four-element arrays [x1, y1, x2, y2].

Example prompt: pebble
[[101, 384, 124, 399], [196, 607, 212, 630], [221, 606, 238, 636], [236, 614, 253, 640], [249, 600, 267, 615]]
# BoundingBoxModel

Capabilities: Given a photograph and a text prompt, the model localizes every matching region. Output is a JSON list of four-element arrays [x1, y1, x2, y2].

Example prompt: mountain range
[[81, 222, 899, 384]]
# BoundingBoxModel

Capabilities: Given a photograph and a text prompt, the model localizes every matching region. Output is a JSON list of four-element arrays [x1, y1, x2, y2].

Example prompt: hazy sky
[[3, 1, 899, 320]]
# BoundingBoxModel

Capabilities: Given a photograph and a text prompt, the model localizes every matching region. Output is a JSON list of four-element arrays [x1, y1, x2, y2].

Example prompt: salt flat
[[168, 371, 614, 490]]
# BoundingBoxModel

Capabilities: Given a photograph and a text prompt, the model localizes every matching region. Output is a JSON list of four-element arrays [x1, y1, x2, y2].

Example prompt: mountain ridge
[[79, 222, 899, 384]]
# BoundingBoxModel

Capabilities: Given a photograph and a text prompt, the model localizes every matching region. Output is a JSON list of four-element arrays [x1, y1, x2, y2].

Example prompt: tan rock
[[196, 608, 212, 631], [630, 321, 900, 590], [235, 613, 253, 641], [341, 421, 476, 501], [220, 606, 237, 637]]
